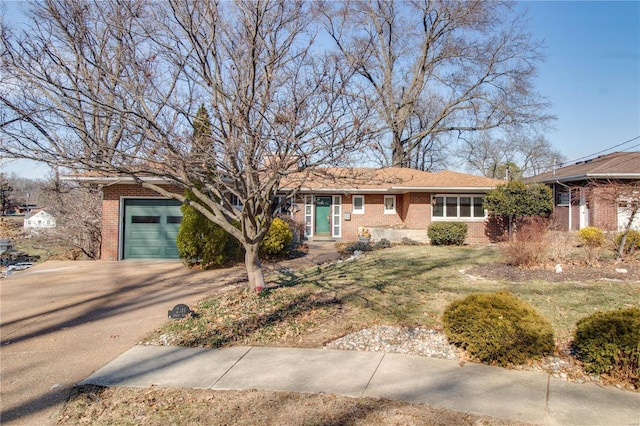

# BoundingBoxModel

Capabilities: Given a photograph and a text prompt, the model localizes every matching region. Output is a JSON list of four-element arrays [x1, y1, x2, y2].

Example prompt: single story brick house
[[79, 167, 505, 261], [281, 168, 504, 244], [526, 152, 640, 232]]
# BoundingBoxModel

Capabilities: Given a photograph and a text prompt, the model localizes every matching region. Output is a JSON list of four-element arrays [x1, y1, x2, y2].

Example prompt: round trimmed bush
[[443, 291, 555, 366], [428, 222, 467, 246], [577, 226, 604, 247], [573, 307, 640, 384], [260, 218, 293, 255]]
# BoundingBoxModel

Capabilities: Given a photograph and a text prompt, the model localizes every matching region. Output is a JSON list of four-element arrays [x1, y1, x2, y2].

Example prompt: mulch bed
[[467, 261, 640, 283]]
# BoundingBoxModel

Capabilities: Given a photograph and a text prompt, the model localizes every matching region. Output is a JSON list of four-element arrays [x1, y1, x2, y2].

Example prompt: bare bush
[[501, 218, 548, 268], [544, 231, 577, 264], [37, 177, 101, 259]]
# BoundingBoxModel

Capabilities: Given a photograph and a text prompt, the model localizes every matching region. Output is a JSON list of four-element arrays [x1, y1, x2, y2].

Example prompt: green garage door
[[123, 199, 183, 259]]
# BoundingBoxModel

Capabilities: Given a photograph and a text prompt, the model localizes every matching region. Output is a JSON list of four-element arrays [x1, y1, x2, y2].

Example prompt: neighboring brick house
[[526, 152, 640, 232], [79, 168, 504, 261]]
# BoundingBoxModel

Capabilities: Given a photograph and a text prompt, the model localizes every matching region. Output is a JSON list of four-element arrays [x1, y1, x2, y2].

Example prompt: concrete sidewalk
[[83, 345, 640, 426]]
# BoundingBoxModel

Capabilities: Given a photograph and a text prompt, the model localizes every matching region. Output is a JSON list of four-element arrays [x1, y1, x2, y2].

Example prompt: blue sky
[[520, 1, 639, 164], [1, 0, 639, 179]]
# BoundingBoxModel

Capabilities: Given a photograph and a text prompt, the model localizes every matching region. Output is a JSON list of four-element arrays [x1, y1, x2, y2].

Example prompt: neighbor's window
[[555, 189, 570, 206], [432, 195, 485, 219], [353, 195, 365, 214], [384, 195, 396, 214]]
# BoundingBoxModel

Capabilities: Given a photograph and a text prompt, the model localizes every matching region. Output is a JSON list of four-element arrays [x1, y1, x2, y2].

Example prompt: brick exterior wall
[[292, 192, 503, 244], [101, 185, 505, 261], [589, 187, 618, 231], [549, 183, 621, 232], [101, 184, 182, 261]]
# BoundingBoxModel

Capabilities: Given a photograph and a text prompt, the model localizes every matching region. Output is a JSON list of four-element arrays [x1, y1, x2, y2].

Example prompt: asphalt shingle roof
[[285, 167, 503, 192], [528, 152, 640, 183]]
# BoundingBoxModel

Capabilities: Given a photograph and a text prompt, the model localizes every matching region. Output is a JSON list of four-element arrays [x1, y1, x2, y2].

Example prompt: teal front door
[[314, 197, 331, 235]]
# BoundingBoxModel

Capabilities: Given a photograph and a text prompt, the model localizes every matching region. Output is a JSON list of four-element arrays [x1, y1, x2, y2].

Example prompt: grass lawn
[[61, 245, 638, 425], [148, 245, 639, 348]]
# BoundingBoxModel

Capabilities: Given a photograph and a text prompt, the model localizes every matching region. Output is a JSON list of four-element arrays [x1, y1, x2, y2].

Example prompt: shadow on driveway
[[0, 260, 245, 425]]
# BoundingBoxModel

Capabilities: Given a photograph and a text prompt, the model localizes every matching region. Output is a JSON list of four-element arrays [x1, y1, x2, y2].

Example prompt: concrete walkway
[[83, 345, 640, 426]]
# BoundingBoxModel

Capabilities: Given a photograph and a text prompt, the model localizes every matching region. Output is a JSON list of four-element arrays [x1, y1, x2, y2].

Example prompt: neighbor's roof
[[527, 152, 640, 184], [283, 167, 503, 193]]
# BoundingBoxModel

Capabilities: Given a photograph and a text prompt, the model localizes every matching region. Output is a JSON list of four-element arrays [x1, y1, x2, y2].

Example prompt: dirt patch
[[466, 261, 640, 283], [58, 385, 532, 426]]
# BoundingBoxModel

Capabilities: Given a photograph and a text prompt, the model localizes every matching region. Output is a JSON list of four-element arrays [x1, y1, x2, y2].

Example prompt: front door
[[314, 196, 331, 235]]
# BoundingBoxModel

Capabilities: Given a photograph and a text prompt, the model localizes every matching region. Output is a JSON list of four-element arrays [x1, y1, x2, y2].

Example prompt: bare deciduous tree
[[457, 131, 565, 179], [322, 0, 554, 170], [38, 173, 102, 259], [0, 0, 369, 291]]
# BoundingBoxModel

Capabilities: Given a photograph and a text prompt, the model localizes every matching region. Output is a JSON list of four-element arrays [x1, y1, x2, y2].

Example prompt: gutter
[[539, 173, 640, 184], [289, 186, 498, 194], [62, 175, 172, 185]]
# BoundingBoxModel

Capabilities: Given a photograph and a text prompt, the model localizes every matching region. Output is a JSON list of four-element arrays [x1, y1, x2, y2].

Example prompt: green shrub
[[373, 238, 392, 250], [177, 202, 229, 269], [577, 226, 605, 247], [443, 291, 555, 366], [345, 241, 372, 253], [573, 307, 640, 384], [615, 230, 640, 254], [401, 237, 421, 246], [427, 222, 468, 246], [260, 218, 293, 255]]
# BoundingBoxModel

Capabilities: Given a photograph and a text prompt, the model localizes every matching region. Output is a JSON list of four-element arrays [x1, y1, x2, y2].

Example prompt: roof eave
[[283, 186, 497, 193], [537, 173, 640, 183], [396, 186, 497, 192], [63, 176, 172, 185]]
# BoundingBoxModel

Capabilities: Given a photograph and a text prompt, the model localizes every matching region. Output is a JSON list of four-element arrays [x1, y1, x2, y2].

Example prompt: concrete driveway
[[1, 260, 246, 425]]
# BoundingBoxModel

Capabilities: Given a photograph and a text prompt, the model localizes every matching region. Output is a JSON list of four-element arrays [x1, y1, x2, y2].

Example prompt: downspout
[[556, 181, 572, 231]]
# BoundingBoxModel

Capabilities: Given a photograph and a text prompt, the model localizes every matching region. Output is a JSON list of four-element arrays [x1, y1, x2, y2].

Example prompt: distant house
[[527, 152, 640, 231], [24, 210, 56, 230], [75, 167, 506, 261]]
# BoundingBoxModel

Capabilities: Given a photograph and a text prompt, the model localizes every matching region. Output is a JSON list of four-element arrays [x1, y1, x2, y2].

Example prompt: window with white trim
[[332, 195, 342, 237], [229, 194, 243, 208], [384, 195, 396, 214], [272, 195, 293, 215], [352, 195, 365, 214], [432, 195, 485, 219], [555, 189, 570, 206], [304, 195, 313, 237]]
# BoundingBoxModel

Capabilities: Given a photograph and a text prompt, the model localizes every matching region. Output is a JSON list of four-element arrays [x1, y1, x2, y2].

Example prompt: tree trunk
[[244, 242, 266, 292], [616, 206, 639, 262], [391, 133, 406, 167]]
